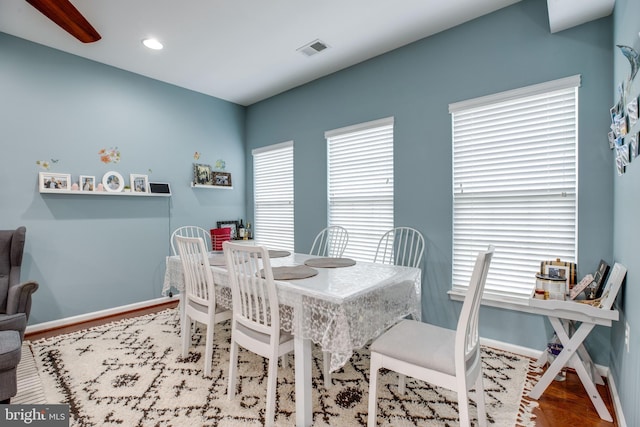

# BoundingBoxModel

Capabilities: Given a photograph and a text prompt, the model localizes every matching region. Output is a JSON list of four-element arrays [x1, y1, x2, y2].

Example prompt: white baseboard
[[607, 370, 627, 427], [26, 295, 179, 334]]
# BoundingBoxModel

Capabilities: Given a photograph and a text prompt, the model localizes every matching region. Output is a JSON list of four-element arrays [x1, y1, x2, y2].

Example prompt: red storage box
[[211, 227, 231, 251]]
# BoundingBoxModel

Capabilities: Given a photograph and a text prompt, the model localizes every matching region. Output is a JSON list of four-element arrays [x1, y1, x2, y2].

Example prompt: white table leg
[[529, 317, 594, 399], [294, 335, 312, 427], [570, 349, 613, 421], [529, 317, 611, 421]]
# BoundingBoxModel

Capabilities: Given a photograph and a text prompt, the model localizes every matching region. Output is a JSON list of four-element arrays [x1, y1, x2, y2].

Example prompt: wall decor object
[[149, 182, 171, 195], [130, 174, 149, 193], [98, 147, 121, 164], [39, 172, 71, 192], [212, 171, 232, 187], [36, 159, 58, 170], [193, 163, 212, 185], [102, 171, 124, 192], [80, 175, 95, 192], [617, 44, 639, 83]]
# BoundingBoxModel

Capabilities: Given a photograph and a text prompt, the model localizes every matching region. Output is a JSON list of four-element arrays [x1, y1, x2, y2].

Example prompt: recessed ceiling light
[[142, 38, 163, 50]]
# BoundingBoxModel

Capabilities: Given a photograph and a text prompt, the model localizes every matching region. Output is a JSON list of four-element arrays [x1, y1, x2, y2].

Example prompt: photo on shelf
[[103, 171, 124, 193], [130, 174, 149, 193], [39, 172, 71, 191], [212, 171, 232, 187], [80, 175, 95, 192], [193, 163, 212, 185]]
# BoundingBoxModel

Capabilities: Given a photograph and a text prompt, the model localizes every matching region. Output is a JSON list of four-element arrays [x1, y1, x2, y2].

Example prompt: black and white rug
[[28, 309, 539, 426]]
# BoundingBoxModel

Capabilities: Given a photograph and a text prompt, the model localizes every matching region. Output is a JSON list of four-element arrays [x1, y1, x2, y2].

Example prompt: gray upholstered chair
[[0, 226, 39, 339], [0, 313, 26, 403]]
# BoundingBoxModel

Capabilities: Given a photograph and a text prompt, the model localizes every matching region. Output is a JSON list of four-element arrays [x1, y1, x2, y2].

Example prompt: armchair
[[0, 313, 25, 403], [0, 226, 39, 339]]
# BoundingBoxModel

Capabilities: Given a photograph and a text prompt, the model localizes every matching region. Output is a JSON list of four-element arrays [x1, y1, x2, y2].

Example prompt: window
[[450, 75, 579, 301], [252, 141, 294, 251], [326, 117, 394, 262]]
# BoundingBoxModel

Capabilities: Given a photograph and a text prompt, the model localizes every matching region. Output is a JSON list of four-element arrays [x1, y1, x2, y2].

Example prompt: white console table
[[527, 263, 626, 422]]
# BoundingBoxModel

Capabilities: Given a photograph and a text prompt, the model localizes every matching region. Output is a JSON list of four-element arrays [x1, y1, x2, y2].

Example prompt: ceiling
[[0, 0, 612, 106]]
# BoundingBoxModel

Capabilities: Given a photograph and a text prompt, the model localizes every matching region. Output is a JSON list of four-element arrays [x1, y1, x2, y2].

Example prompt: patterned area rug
[[29, 309, 539, 426]]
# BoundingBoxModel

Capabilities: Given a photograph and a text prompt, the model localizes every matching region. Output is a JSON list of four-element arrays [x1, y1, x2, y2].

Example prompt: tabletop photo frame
[[216, 220, 239, 239]]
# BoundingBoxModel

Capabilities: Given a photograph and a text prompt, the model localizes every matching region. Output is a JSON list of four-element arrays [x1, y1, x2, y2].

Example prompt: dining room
[[2, 0, 639, 425]]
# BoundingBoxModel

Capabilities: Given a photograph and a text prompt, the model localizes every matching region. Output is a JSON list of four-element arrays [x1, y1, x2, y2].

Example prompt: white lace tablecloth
[[163, 253, 421, 372]]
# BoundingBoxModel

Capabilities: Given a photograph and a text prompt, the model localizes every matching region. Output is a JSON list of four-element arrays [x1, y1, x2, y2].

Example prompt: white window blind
[[252, 141, 294, 251], [326, 117, 394, 262], [450, 75, 579, 301]]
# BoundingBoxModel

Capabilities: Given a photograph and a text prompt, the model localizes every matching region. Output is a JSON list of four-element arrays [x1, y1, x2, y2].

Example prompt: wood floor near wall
[[25, 300, 618, 426], [531, 371, 618, 427]]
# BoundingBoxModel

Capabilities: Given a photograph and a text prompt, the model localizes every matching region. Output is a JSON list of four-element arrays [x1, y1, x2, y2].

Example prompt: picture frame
[[39, 172, 71, 191], [216, 220, 240, 239], [193, 163, 212, 185], [130, 174, 149, 193], [102, 171, 124, 193], [593, 259, 611, 299], [80, 175, 95, 192], [212, 171, 232, 187]]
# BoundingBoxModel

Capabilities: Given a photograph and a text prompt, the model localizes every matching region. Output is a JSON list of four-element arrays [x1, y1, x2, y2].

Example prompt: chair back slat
[[456, 246, 494, 370], [175, 236, 214, 307], [225, 243, 280, 337], [374, 227, 425, 268], [171, 226, 211, 255], [310, 226, 349, 258]]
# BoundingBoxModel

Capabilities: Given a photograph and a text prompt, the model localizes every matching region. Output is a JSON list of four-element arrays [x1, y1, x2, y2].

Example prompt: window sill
[[448, 289, 544, 316]]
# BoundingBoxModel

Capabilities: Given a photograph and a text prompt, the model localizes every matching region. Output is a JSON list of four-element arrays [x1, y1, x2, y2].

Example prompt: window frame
[[325, 117, 395, 262], [252, 140, 294, 251], [449, 75, 580, 306]]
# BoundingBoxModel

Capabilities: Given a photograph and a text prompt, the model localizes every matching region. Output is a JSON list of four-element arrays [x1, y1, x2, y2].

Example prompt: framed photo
[[216, 220, 240, 239], [130, 174, 149, 193], [593, 260, 611, 298], [193, 163, 212, 185], [102, 171, 124, 193], [212, 171, 232, 187], [80, 175, 95, 192], [39, 172, 71, 191]]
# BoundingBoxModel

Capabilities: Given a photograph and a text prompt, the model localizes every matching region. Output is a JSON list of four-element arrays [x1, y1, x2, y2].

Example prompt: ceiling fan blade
[[26, 0, 101, 43]]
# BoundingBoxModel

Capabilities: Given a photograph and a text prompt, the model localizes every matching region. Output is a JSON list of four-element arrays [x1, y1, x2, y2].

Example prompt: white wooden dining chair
[[310, 225, 349, 258], [171, 226, 211, 255], [175, 235, 232, 377], [224, 241, 294, 427], [367, 246, 494, 427], [373, 226, 425, 268], [310, 225, 349, 387]]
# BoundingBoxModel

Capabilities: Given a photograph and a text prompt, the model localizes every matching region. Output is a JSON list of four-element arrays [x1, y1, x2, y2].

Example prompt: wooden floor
[[26, 300, 618, 426]]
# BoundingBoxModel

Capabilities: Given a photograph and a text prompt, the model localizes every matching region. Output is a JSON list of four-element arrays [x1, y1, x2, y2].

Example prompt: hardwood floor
[[26, 301, 618, 426], [531, 370, 618, 427]]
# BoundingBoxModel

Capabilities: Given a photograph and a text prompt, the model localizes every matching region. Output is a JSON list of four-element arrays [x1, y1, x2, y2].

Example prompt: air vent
[[297, 39, 329, 57]]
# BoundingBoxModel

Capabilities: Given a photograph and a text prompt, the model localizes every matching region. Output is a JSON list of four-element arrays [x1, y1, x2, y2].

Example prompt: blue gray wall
[[612, 0, 640, 424], [4, 0, 638, 422], [245, 0, 614, 362], [0, 33, 246, 324]]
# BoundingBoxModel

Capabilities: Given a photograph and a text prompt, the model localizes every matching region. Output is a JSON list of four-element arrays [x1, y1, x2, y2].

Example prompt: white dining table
[[163, 251, 421, 427]]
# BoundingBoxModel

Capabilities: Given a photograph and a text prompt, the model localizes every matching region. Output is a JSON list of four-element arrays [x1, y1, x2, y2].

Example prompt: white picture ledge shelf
[[39, 189, 170, 197], [191, 183, 233, 190]]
